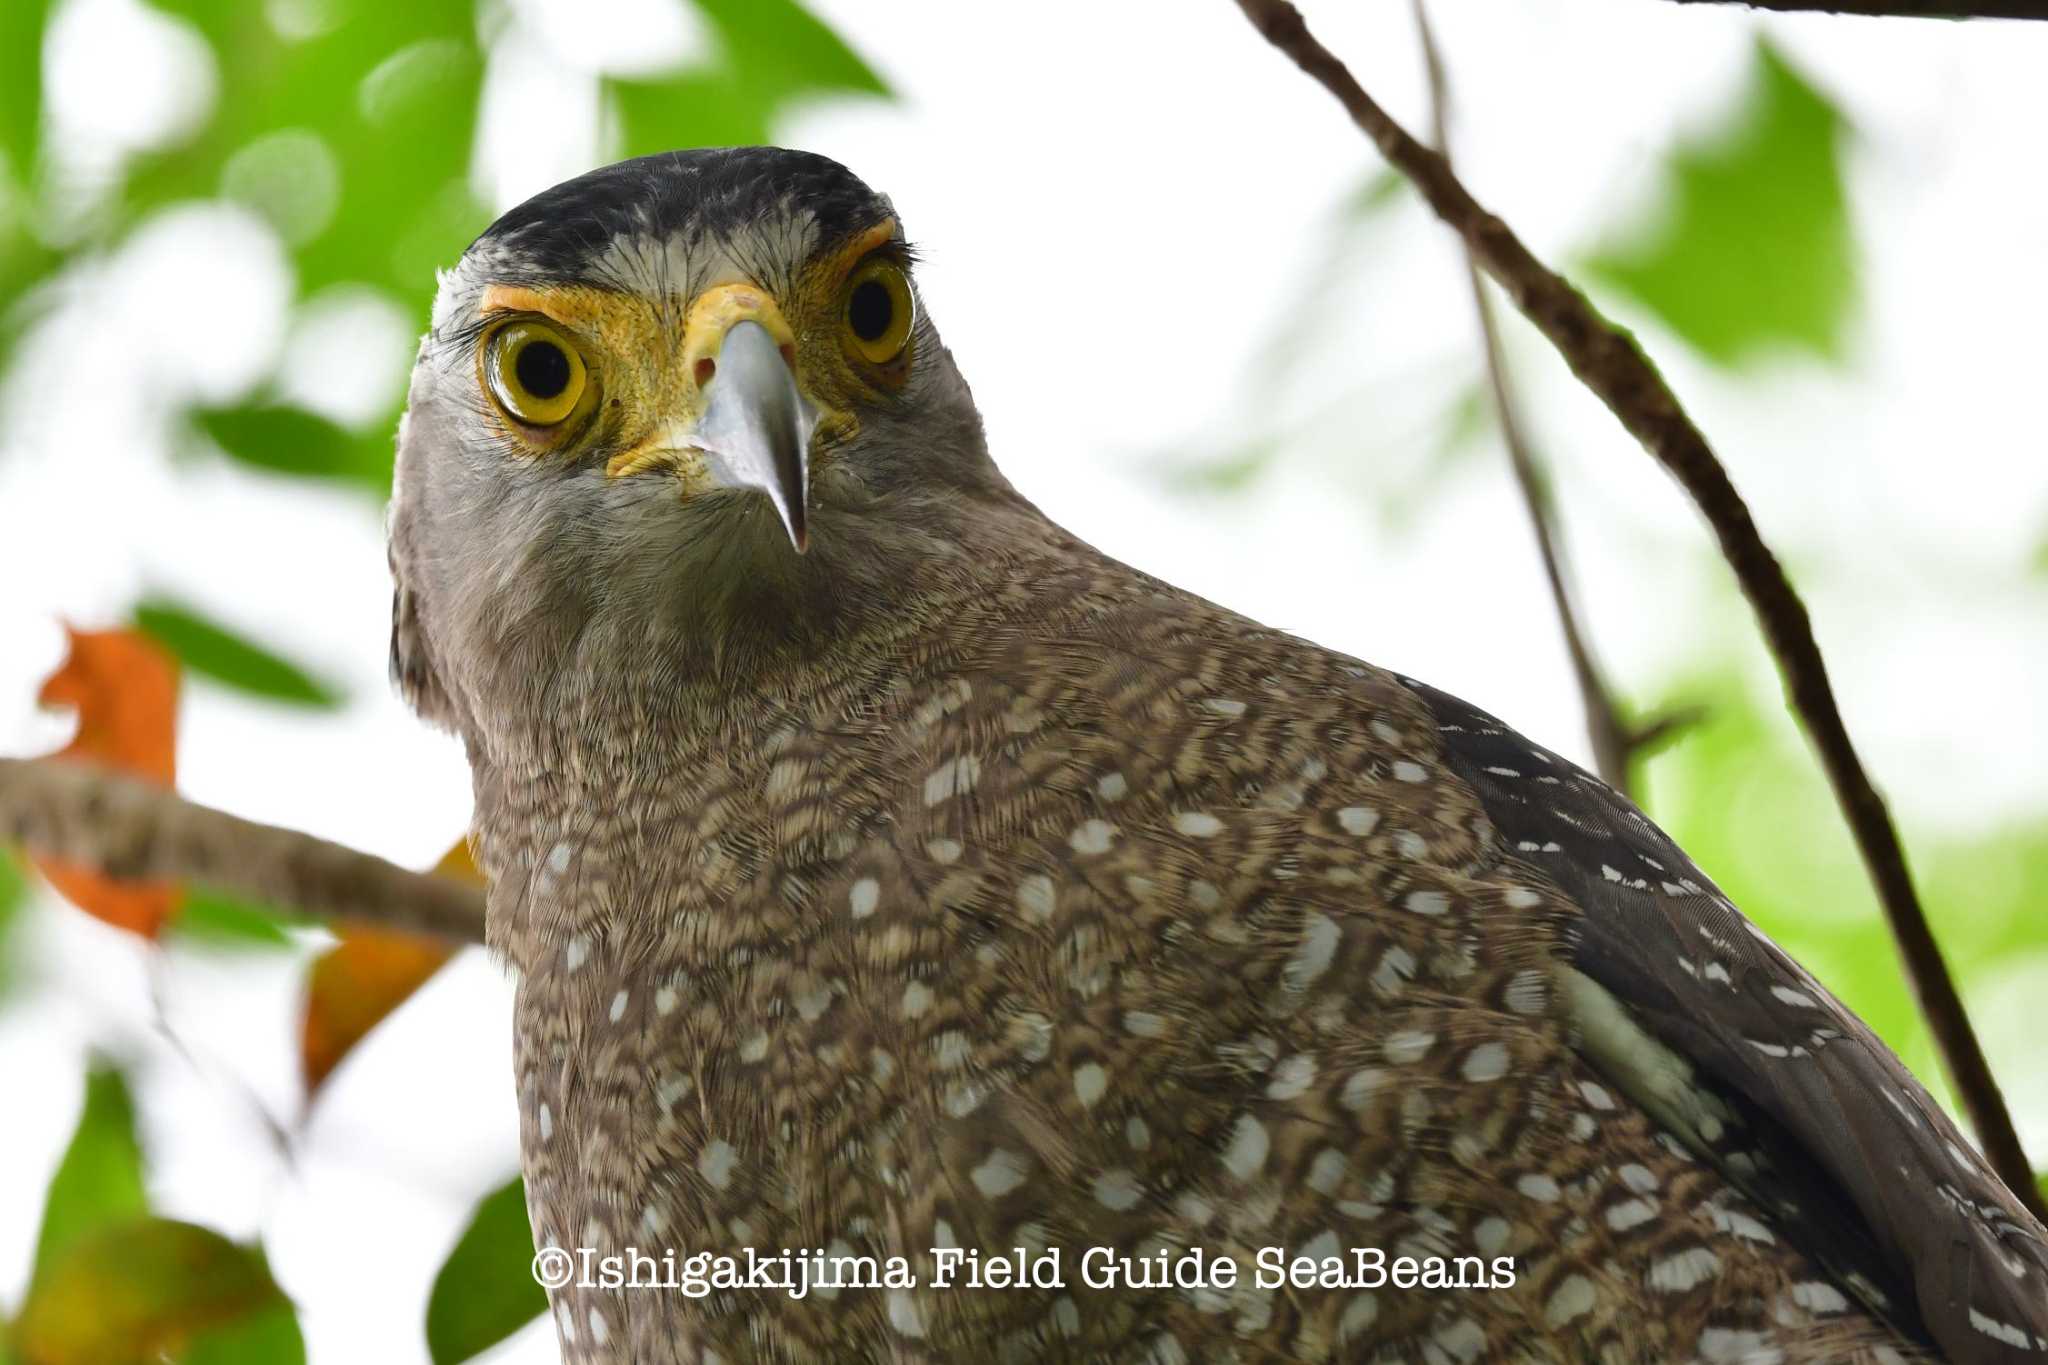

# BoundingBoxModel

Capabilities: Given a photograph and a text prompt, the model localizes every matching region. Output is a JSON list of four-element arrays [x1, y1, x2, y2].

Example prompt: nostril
[[694, 357, 716, 387]]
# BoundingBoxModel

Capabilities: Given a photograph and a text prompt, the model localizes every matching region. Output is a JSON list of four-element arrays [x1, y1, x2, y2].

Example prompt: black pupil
[[515, 339, 571, 399], [848, 279, 893, 343]]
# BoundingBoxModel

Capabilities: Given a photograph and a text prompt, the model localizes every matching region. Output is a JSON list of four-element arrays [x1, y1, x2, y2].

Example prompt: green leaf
[[130, 0, 486, 302], [15, 1218, 290, 1365], [0, 848, 26, 1005], [612, 0, 888, 156], [171, 892, 309, 951], [1585, 38, 1855, 367], [193, 403, 394, 493], [181, 1300, 307, 1365], [426, 1176, 546, 1365], [133, 597, 341, 708], [33, 1063, 148, 1285], [0, 0, 55, 187]]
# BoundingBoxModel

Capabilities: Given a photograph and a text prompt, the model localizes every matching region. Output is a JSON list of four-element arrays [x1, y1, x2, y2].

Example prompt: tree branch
[[1412, 0, 1648, 796], [1663, 0, 2048, 19], [1229, 0, 2045, 1220], [0, 757, 485, 945]]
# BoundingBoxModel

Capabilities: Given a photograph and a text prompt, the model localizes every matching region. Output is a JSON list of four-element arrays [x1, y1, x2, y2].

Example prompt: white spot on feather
[[1017, 874, 1056, 921], [971, 1149, 1028, 1198], [1336, 806, 1378, 836], [1606, 1198, 1656, 1230], [1649, 1247, 1721, 1293], [1545, 1275, 1597, 1327], [1093, 1169, 1143, 1210], [1791, 1281, 1848, 1314], [1404, 889, 1449, 916], [1070, 820, 1116, 855], [1222, 1115, 1269, 1180], [849, 877, 879, 918], [1285, 912, 1342, 990], [1461, 1042, 1510, 1082], [697, 1139, 737, 1190], [923, 755, 981, 806], [888, 1289, 927, 1338]]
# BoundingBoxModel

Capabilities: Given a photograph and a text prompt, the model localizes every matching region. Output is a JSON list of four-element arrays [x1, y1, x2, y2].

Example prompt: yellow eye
[[484, 320, 588, 427], [842, 258, 913, 364]]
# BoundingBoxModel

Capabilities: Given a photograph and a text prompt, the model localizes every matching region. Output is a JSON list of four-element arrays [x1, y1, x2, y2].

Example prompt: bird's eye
[[483, 320, 588, 428], [842, 258, 913, 364]]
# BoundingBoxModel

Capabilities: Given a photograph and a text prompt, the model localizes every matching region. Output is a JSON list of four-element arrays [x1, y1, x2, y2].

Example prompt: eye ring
[[482, 319, 589, 429], [842, 257, 914, 365]]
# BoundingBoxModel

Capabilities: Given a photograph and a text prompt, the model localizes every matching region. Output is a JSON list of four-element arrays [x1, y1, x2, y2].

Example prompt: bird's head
[[389, 148, 1002, 740]]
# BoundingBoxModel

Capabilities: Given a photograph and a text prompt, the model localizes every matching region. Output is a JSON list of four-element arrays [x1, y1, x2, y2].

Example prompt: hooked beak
[[605, 284, 819, 553], [694, 319, 817, 552]]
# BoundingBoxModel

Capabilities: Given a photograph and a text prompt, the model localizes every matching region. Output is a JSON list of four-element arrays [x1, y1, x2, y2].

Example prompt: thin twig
[[1229, 0, 2044, 1220], [0, 757, 485, 945], [1664, 0, 2048, 18], [1411, 0, 1640, 794]]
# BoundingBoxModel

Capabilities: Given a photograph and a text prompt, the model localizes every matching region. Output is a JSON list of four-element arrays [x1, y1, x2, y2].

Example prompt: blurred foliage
[[1586, 37, 1856, 367], [614, 0, 887, 154], [1160, 167, 1494, 526], [168, 892, 304, 952], [15, 1063, 301, 1363], [134, 598, 339, 709], [190, 404, 397, 498], [32, 628, 181, 940], [0, 0, 887, 491], [300, 839, 476, 1097], [32, 1064, 147, 1287], [1641, 670, 2048, 1079], [426, 1177, 546, 1365], [0, 850, 25, 1006], [14, 1219, 301, 1365]]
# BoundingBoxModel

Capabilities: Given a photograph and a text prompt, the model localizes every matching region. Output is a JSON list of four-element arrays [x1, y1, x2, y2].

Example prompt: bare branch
[[1230, 0, 2045, 1220], [0, 757, 485, 946], [1664, 0, 2048, 19], [1411, 0, 1642, 795]]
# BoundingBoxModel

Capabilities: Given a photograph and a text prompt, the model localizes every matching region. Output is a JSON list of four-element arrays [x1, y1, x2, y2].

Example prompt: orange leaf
[[33, 626, 181, 938], [299, 839, 480, 1098]]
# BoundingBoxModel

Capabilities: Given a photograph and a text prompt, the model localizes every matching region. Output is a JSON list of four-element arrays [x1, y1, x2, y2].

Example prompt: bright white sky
[[1, 1, 2045, 1360]]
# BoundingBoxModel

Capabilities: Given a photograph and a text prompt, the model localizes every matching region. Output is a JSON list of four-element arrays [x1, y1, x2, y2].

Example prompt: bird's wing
[[1399, 677, 2048, 1365]]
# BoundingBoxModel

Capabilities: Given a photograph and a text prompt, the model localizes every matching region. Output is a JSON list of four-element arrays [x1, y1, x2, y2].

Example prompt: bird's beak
[[693, 318, 817, 553], [607, 284, 818, 553]]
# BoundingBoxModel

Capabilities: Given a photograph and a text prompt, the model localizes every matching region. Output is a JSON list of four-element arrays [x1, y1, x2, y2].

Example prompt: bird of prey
[[389, 148, 2048, 1364]]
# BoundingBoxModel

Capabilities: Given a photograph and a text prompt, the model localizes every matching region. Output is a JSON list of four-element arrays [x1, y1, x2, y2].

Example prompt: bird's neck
[[462, 487, 1113, 974]]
